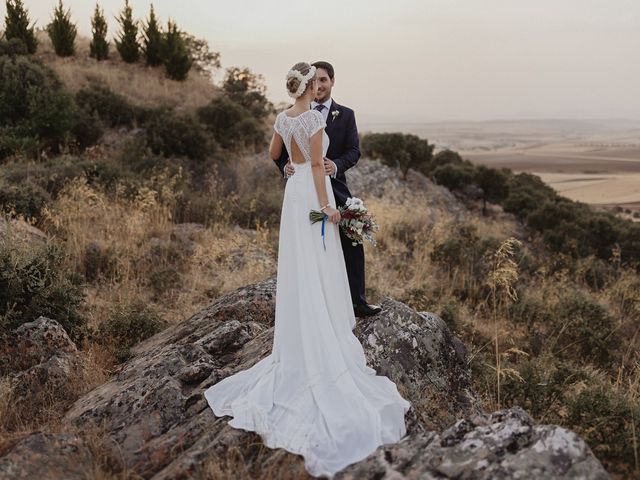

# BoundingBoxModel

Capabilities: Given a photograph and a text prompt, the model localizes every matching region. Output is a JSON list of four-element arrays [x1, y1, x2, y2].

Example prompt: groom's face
[[315, 68, 334, 103]]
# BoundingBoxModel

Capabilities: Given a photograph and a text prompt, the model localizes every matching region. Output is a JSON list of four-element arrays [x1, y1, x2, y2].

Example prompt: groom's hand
[[323, 158, 336, 176], [284, 161, 295, 177]]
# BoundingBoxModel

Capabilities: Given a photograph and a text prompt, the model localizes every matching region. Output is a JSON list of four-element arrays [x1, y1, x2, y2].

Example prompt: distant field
[[466, 146, 640, 216], [468, 148, 640, 174], [360, 118, 640, 217]]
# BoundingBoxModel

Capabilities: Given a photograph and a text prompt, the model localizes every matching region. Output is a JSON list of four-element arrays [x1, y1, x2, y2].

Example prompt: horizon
[[5, 0, 640, 123]]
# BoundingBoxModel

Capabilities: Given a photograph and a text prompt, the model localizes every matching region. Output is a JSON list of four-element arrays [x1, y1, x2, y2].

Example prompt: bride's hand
[[324, 206, 341, 223]]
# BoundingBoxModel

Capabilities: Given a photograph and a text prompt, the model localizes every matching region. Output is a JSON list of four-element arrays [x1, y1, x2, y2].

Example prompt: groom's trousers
[[338, 226, 367, 306]]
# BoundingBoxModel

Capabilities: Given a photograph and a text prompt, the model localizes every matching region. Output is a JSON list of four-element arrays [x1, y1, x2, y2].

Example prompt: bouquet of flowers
[[309, 197, 379, 247]]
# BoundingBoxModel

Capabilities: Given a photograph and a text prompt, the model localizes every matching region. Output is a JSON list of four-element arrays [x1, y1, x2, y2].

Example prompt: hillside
[[1, 33, 639, 479], [34, 30, 220, 113]]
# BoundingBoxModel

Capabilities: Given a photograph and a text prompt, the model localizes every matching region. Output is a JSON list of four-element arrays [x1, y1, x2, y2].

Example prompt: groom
[[273, 61, 381, 318]]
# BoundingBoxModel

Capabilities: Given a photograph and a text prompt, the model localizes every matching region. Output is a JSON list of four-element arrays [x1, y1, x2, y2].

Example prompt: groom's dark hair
[[312, 61, 334, 80]]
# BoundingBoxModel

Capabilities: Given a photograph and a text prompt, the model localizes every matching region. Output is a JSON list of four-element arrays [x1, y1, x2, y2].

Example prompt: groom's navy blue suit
[[274, 100, 367, 306]]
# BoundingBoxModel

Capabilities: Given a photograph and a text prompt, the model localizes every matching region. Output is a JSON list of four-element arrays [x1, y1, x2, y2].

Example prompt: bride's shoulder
[[306, 109, 324, 123]]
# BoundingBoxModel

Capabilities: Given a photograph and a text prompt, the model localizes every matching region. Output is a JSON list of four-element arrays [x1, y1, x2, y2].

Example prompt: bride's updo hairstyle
[[286, 62, 316, 99]]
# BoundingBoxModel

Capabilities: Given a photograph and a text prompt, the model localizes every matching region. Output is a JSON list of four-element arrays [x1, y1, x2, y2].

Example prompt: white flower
[[331, 110, 340, 120], [346, 197, 364, 209]]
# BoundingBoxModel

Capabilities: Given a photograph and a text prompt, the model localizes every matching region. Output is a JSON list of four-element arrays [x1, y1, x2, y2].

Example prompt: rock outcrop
[[2, 316, 82, 403], [1, 279, 609, 479]]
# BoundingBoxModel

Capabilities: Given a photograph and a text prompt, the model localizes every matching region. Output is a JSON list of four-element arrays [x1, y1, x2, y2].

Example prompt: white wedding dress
[[204, 109, 411, 478]]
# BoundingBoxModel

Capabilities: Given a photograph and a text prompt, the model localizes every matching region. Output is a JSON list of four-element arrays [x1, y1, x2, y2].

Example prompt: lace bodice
[[274, 110, 329, 163]]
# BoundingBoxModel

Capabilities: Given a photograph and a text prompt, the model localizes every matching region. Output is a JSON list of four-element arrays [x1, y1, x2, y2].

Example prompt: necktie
[[314, 104, 326, 112]]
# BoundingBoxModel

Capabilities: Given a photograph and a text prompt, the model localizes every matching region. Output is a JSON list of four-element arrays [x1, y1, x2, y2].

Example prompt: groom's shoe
[[354, 303, 382, 317]]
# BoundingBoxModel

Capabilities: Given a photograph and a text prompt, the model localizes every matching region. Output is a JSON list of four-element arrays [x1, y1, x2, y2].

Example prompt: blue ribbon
[[321, 214, 327, 251]]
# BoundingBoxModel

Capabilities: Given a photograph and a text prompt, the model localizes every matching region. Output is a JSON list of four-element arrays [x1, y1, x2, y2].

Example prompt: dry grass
[[0, 345, 110, 434], [199, 442, 311, 480], [35, 31, 219, 113], [486, 237, 526, 410], [39, 163, 275, 334]]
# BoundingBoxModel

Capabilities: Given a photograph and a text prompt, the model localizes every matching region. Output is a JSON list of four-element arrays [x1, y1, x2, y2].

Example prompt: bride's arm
[[269, 132, 283, 160], [311, 130, 340, 222]]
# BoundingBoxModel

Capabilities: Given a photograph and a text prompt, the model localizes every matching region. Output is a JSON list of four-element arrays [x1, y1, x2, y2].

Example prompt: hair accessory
[[286, 65, 316, 98]]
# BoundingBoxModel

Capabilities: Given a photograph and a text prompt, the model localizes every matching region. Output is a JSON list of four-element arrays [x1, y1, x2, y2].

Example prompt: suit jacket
[[273, 99, 361, 206]]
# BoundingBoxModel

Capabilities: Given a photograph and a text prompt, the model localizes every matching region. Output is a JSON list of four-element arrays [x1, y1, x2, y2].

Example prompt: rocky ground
[[0, 278, 609, 479]]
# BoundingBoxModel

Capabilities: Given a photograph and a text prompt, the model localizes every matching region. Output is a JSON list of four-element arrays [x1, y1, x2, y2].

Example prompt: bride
[[204, 62, 411, 478]]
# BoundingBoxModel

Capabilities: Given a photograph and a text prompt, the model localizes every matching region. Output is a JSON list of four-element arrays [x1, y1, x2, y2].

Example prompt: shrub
[[439, 300, 459, 330], [0, 154, 138, 199], [430, 224, 481, 269], [566, 381, 640, 476], [499, 356, 587, 419], [0, 182, 49, 220], [552, 290, 616, 367], [115, 0, 139, 63], [430, 225, 500, 302], [431, 149, 464, 168], [143, 107, 212, 160], [117, 135, 171, 174], [3, 0, 37, 54], [161, 20, 192, 81], [502, 172, 556, 220], [89, 3, 108, 60], [0, 239, 86, 343], [197, 96, 265, 150], [97, 301, 166, 362], [83, 241, 118, 282], [47, 0, 77, 57], [506, 294, 552, 333], [0, 55, 77, 158], [71, 106, 104, 149], [400, 286, 434, 312], [0, 36, 29, 56], [361, 132, 434, 179], [432, 162, 476, 192], [148, 266, 181, 299], [141, 4, 162, 66], [75, 83, 138, 127]]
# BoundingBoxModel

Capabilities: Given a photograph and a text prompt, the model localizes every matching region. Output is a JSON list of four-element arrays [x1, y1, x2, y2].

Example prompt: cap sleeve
[[306, 110, 326, 136], [273, 113, 283, 135]]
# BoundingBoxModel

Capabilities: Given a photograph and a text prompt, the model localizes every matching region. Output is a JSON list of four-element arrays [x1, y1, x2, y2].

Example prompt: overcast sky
[[11, 0, 640, 122]]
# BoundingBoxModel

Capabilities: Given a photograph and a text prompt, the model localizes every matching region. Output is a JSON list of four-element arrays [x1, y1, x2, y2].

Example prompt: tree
[[474, 165, 509, 215], [432, 162, 476, 192], [432, 148, 464, 168], [182, 33, 220, 78], [503, 172, 556, 220], [161, 20, 192, 80], [4, 0, 37, 54], [197, 96, 265, 150], [0, 56, 79, 158], [115, 0, 139, 63], [89, 3, 108, 60], [47, 0, 77, 57], [141, 3, 162, 66], [361, 132, 434, 179], [222, 67, 272, 118]]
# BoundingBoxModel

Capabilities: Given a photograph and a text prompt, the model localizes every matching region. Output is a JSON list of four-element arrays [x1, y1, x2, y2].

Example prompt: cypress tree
[[4, 0, 37, 54], [47, 0, 77, 57], [89, 3, 109, 60], [115, 0, 139, 63], [162, 20, 192, 81], [142, 4, 163, 66]]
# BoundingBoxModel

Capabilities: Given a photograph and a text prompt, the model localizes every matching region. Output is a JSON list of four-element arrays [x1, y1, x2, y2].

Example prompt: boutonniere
[[331, 110, 340, 121]]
